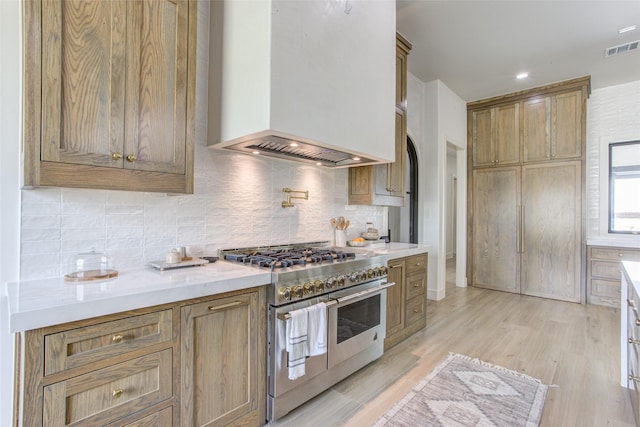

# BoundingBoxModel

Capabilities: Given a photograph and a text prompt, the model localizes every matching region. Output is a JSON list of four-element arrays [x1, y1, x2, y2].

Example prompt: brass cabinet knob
[[126, 154, 137, 162], [112, 389, 123, 398], [111, 152, 122, 160], [112, 334, 124, 343]]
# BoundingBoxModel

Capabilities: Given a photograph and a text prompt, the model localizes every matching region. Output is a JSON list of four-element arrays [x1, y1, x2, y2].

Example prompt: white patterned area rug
[[374, 353, 548, 427]]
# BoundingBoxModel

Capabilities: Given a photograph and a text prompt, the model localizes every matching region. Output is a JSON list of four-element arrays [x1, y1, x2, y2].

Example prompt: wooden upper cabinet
[[24, 0, 196, 193], [523, 90, 583, 162], [348, 33, 411, 207], [472, 103, 520, 167]]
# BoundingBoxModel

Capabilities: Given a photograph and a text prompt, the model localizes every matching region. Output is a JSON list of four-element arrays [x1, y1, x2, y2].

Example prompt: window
[[609, 140, 640, 234]]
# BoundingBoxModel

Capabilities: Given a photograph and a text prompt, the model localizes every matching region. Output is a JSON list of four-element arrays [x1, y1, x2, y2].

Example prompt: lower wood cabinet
[[587, 245, 640, 307], [14, 286, 266, 427], [384, 252, 428, 350], [180, 292, 265, 427]]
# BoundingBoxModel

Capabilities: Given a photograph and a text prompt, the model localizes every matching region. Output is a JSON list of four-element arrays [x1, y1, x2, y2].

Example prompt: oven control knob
[[278, 287, 291, 301], [361, 271, 368, 281], [337, 275, 347, 287], [326, 277, 337, 289], [303, 282, 314, 295], [292, 285, 303, 299], [380, 266, 388, 275], [349, 272, 359, 282], [314, 280, 325, 293], [373, 267, 381, 277], [367, 268, 374, 278]]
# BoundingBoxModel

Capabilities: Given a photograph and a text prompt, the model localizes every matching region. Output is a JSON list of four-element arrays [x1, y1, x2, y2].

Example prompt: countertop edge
[[6, 243, 430, 333]]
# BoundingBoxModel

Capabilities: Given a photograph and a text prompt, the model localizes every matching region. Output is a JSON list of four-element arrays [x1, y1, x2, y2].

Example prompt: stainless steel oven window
[[336, 293, 381, 344]]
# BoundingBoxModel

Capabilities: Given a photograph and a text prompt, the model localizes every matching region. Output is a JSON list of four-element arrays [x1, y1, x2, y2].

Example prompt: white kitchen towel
[[306, 302, 327, 356], [285, 307, 308, 380]]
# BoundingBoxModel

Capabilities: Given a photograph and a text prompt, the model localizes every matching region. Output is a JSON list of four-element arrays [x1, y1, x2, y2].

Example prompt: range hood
[[207, 0, 396, 167]]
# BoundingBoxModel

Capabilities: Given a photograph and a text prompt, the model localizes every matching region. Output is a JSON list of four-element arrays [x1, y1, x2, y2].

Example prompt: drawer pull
[[208, 301, 242, 311], [112, 389, 124, 398], [390, 264, 402, 269], [112, 335, 124, 344], [413, 309, 420, 313], [413, 284, 421, 288], [629, 338, 640, 345]]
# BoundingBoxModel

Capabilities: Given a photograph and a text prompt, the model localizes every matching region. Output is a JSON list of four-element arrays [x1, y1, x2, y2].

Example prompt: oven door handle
[[333, 281, 395, 305]]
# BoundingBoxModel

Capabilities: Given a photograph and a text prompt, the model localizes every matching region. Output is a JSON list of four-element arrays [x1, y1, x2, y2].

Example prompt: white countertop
[[587, 236, 640, 249], [623, 261, 640, 292], [5, 261, 272, 333], [5, 244, 429, 333]]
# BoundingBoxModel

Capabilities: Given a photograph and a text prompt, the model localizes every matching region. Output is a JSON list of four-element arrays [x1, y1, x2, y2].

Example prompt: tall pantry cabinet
[[467, 77, 590, 303]]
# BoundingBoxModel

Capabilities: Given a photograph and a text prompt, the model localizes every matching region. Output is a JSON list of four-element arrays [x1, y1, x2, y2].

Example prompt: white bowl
[[361, 232, 380, 240], [347, 240, 366, 247]]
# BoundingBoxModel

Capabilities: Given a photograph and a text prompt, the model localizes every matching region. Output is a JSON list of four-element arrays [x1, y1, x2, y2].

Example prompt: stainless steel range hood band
[[220, 135, 381, 167]]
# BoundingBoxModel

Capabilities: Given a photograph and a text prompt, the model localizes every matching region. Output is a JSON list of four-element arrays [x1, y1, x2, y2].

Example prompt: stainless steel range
[[220, 242, 393, 421]]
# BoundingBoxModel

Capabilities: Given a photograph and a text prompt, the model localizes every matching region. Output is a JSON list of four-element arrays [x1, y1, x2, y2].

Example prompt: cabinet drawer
[[591, 247, 640, 262], [405, 295, 426, 326], [405, 254, 428, 275], [591, 260, 623, 280], [45, 309, 173, 375], [406, 273, 426, 300], [43, 349, 173, 426], [590, 278, 620, 299], [107, 406, 173, 427]]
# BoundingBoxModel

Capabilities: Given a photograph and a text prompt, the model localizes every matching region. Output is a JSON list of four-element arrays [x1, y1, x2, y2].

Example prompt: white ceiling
[[396, 1, 640, 102]]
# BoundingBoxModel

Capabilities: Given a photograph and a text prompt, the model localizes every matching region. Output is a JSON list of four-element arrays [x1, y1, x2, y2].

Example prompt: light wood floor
[[270, 258, 636, 426]]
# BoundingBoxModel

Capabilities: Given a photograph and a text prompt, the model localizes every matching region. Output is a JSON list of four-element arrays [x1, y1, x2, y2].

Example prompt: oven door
[[327, 280, 394, 368], [269, 298, 329, 398]]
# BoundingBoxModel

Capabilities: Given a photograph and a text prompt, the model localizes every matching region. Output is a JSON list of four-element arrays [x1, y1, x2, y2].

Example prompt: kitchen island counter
[[5, 261, 271, 332]]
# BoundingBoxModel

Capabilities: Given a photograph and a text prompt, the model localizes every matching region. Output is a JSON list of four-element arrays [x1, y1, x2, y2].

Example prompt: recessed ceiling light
[[316, 162, 322, 166], [352, 157, 361, 161], [619, 25, 637, 34], [516, 72, 529, 80], [252, 151, 260, 155], [289, 142, 299, 147]]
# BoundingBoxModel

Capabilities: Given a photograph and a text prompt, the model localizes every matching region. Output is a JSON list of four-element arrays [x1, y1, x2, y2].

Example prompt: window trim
[[608, 140, 640, 234]]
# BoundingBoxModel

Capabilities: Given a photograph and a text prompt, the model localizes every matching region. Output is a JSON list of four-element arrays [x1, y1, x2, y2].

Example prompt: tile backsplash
[[18, 1, 386, 281], [20, 149, 385, 280]]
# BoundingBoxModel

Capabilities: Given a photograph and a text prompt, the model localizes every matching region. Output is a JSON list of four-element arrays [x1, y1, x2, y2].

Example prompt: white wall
[[586, 80, 640, 240], [17, 2, 386, 281], [417, 80, 467, 300], [0, 1, 21, 424]]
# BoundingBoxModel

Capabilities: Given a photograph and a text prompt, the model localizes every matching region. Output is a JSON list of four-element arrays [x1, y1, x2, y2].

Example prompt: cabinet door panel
[[495, 103, 520, 165], [523, 97, 551, 162], [472, 167, 521, 292], [124, 0, 188, 174], [472, 109, 493, 167], [385, 260, 405, 337], [41, 0, 126, 167], [521, 161, 581, 302], [181, 293, 258, 427], [551, 90, 582, 160]]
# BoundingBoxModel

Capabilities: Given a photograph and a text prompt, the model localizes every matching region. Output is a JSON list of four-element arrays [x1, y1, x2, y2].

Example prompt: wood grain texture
[[472, 167, 521, 293], [180, 291, 264, 427], [551, 90, 583, 160], [521, 161, 582, 302], [348, 34, 410, 208], [587, 246, 640, 307], [523, 97, 551, 162], [44, 309, 172, 375], [22, 0, 196, 193], [385, 259, 405, 339], [384, 253, 428, 350], [43, 349, 172, 426], [271, 274, 634, 427]]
